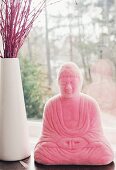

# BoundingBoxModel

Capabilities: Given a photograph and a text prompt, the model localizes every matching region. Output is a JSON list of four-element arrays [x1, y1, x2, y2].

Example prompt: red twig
[[0, 0, 52, 58]]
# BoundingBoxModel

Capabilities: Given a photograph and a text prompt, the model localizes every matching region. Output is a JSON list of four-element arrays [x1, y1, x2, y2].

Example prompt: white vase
[[0, 58, 30, 161]]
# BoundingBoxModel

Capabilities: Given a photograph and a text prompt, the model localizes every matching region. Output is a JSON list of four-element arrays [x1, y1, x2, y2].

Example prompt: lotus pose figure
[[34, 62, 114, 165]]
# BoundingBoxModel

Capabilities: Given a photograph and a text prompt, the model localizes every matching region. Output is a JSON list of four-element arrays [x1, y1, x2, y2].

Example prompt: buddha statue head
[[57, 62, 83, 98]]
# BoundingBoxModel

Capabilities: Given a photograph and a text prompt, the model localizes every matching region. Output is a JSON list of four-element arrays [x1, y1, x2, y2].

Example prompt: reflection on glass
[[84, 59, 116, 116]]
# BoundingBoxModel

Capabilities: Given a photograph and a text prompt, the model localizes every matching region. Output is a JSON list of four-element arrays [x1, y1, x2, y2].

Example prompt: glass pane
[[19, 0, 116, 133]]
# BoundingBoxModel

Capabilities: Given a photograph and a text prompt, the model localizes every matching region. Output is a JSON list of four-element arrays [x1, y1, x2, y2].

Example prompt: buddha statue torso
[[61, 97, 80, 129]]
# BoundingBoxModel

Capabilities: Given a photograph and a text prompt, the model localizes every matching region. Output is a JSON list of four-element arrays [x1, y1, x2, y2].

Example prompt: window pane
[[19, 0, 116, 132]]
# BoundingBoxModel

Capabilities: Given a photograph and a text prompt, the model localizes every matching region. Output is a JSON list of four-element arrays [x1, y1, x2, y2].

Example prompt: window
[[19, 0, 116, 150]]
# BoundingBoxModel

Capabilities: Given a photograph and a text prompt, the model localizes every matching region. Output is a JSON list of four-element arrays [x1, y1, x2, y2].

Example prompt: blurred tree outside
[[20, 58, 52, 119]]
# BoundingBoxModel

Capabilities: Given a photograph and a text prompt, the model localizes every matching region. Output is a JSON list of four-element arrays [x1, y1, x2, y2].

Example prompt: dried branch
[[0, 0, 53, 58]]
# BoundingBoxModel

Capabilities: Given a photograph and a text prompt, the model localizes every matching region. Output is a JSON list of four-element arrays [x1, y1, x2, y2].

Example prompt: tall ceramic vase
[[0, 58, 30, 161]]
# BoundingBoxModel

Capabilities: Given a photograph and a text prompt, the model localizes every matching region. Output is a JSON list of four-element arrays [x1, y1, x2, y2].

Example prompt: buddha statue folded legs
[[34, 62, 114, 165]]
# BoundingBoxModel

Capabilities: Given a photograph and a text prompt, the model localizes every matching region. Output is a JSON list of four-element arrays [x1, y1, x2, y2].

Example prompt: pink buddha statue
[[34, 62, 114, 165]]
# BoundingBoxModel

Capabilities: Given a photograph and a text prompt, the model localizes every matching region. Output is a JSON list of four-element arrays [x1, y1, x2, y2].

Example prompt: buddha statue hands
[[34, 62, 114, 165]]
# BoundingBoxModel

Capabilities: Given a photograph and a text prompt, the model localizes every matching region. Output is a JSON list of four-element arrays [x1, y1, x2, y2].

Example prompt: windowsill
[[28, 120, 42, 138]]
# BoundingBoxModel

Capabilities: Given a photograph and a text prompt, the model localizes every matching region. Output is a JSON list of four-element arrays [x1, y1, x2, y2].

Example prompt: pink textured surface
[[34, 62, 114, 165]]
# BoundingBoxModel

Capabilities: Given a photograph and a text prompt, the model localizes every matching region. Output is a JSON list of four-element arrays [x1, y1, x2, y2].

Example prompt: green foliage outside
[[20, 58, 52, 119]]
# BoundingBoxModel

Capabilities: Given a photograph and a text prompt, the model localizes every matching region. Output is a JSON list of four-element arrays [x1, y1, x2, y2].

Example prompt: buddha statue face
[[58, 63, 82, 98]]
